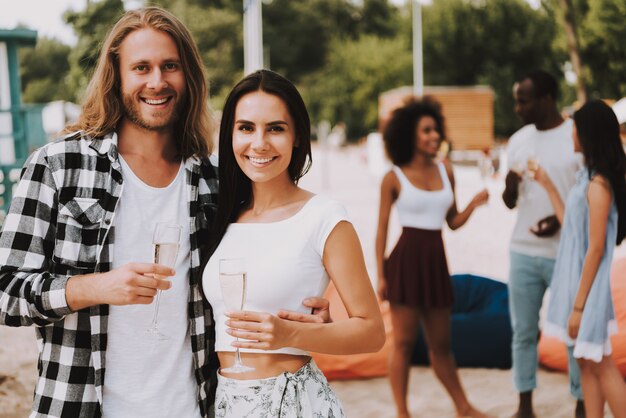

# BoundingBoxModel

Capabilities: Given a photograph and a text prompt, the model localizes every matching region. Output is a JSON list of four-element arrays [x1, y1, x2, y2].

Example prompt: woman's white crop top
[[202, 194, 349, 356], [392, 163, 454, 230]]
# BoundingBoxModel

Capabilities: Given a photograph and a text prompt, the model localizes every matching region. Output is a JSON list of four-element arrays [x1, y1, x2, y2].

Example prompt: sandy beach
[[1, 144, 622, 417]]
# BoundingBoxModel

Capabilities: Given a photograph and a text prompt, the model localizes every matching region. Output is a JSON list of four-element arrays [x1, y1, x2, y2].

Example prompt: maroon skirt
[[385, 227, 453, 308]]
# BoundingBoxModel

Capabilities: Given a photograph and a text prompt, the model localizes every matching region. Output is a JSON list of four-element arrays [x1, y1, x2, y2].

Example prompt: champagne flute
[[479, 156, 494, 205], [527, 155, 539, 179], [480, 157, 494, 182], [146, 222, 181, 340], [219, 258, 254, 373]]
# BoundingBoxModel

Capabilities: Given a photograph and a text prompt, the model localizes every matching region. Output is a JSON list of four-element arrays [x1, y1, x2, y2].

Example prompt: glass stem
[[151, 289, 162, 328], [235, 342, 243, 366]]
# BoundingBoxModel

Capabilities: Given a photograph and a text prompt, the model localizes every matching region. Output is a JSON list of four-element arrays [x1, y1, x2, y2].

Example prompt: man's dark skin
[[503, 78, 585, 418]]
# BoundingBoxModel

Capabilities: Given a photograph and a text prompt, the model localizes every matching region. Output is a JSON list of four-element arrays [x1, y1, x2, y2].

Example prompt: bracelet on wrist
[[573, 305, 584, 312]]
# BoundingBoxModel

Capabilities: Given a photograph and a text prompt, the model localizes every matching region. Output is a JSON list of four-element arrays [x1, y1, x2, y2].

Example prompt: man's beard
[[122, 93, 185, 132]]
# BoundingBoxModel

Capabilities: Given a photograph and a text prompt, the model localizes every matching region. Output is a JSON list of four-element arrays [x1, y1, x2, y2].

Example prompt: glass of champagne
[[479, 156, 494, 188], [479, 157, 494, 205], [219, 258, 254, 373], [527, 155, 539, 179], [146, 222, 181, 340]]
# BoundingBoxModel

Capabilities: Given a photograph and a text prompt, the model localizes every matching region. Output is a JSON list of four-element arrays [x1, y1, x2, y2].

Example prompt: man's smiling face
[[118, 27, 187, 132]]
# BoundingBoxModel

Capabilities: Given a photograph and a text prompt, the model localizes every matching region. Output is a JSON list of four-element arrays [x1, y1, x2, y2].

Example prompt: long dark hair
[[64, 7, 213, 158], [210, 70, 312, 253], [574, 99, 626, 244]]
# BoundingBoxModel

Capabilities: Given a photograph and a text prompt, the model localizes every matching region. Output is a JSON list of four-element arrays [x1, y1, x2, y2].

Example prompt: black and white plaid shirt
[[0, 131, 219, 417]]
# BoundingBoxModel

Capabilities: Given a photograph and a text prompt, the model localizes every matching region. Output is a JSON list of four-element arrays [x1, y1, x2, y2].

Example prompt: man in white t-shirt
[[0, 8, 329, 417], [502, 70, 584, 418]]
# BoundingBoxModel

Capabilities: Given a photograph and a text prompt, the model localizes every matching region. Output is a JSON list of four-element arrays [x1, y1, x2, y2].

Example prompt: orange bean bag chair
[[538, 257, 626, 376], [310, 282, 393, 380]]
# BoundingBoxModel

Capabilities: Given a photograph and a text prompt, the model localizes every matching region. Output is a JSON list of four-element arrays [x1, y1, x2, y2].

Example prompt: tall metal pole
[[243, 0, 264, 75], [412, 0, 424, 97]]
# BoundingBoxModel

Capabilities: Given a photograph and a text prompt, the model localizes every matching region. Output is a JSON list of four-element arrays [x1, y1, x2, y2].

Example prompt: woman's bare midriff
[[218, 352, 310, 379]]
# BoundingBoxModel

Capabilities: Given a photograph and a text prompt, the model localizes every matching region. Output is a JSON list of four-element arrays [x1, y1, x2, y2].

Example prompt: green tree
[[359, 0, 401, 38], [303, 35, 412, 138], [64, 0, 126, 101], [578, 0, 626, 99], [421, 0, 564, 137], [168, 2, 244, 108], [541, 0, 626, 101], [20, 38, 73, 103], [263, 0, 360, 81], [261, 0, 405, 138], [262, 0, 401, 81], [557, 0, 587, 102], [153, 0, 366, 104]]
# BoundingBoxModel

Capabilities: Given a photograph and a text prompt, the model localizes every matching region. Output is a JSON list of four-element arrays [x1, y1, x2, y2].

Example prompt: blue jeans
[[508, 251, 582, 399]]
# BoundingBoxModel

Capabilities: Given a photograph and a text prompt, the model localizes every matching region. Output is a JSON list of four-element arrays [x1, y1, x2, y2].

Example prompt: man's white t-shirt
[[506, 118, 582, 259], [102, 156, 199, 417]]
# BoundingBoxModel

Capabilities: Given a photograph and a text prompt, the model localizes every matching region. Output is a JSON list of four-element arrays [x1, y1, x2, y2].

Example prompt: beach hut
[[379, 85, 495, 152], [0, 28, 46, 221]]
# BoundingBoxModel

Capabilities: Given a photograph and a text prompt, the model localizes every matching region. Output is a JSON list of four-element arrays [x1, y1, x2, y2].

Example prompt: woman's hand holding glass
[[225, 310, 298, 351], [529, 164, 553, 191], [219, 258, 254, 373], [526, 155, 539, 179]]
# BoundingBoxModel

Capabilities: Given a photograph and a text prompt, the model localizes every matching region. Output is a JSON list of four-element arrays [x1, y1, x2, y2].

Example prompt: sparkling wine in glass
[[219, 258, 254, 373], [479, 157, 494, 184], [146, 222, 181, 340], [479, 157, 495, 204], [527, 156, 539, 179]]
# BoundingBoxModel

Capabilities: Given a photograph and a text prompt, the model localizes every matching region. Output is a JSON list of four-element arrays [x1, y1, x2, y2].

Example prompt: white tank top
[[202, 194, 349, 356], [392, 163, 454, 230]]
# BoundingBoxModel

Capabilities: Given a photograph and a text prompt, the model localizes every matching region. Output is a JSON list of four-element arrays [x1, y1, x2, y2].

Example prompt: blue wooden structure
[[0, 29, 47, 223]]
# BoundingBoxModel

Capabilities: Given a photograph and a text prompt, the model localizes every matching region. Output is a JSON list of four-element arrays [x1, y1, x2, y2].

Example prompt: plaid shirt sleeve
[[0, 147, 73, 327]]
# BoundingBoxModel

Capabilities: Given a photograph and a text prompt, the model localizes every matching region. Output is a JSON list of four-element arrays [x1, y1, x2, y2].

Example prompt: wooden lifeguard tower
[[379, 85, 495, 151], [0, 28, 47, 222]]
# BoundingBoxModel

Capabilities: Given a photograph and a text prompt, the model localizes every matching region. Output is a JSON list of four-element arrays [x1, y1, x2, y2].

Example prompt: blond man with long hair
[[0, 7, 328, 417], [65, 7, 213, 159]]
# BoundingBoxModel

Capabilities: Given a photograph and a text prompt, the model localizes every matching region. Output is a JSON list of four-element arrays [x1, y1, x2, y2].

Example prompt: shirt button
[[104, 218, 111, 225]]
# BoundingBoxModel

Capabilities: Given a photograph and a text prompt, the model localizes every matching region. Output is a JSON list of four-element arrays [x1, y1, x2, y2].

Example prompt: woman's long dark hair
[[209, 70, 312, 253], [574, 99, 626, 244]]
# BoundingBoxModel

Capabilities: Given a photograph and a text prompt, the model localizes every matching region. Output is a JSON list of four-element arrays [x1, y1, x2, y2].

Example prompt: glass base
[[145, 326, 170, 340], [221, 363, 255, 374]]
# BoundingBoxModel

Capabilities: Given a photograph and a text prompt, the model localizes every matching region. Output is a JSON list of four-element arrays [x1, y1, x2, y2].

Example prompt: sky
[[0, 0, 540, 46], [0, 0, 141, 45], [0, 0, 88, 45]]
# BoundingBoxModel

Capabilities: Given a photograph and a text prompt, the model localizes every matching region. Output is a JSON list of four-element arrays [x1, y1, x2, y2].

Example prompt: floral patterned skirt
[[215, 359, 345, 418]]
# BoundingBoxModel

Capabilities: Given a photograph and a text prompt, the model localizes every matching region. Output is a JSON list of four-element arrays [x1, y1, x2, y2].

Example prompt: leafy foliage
[[16, 0, 626, 140], [20, 38, 73, 103], [578, 0, 626, 99], [63, 0, 126, 101], [302, 35, 412, 138], [263, 0, 359, 81], [422, 0, 564, 137]]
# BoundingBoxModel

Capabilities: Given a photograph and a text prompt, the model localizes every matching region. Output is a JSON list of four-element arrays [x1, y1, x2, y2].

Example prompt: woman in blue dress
[[532, 100, 626, 418]]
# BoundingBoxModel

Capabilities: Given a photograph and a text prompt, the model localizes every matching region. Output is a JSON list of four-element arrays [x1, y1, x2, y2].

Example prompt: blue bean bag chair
[[411, 274, 512, 369]]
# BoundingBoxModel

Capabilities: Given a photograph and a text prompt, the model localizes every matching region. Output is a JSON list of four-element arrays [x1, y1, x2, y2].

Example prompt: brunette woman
[[534, 100, 626, 418], [203, 70, 385, 417]]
